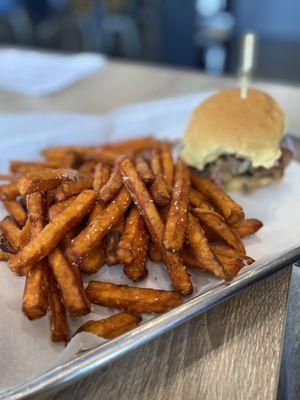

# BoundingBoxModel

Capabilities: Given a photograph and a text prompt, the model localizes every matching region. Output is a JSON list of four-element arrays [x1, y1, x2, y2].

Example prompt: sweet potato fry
[[17, 218, 31, 249], [79, 245, 106, 274], [135, 155, 154, 184], [103, 136, 157, 153], [189, 188, 214, 210], [190, 170, 244, 224], [160, 142, 174, 192], [0, 217, 20, 250], [55, 151, 77, 169], [65, 187, 131, 266], [148, 240, 162, 263], [18, 169, 78, 195], [117, 156, 192, 295], [9, 190, 97, 276], [75, 312, 141, 339], [88, 201, 105, 222], [98, 165, 123, 202], [117, 208, 141, 264], [93, 162, 110, 193], [27, 192, 47, 236], [9, 160, 56, 174], [86, 281, 183, 313], [0, 174, 18, 181], [211, 243, 255, 264], [215, 253, 245, 278], [3, 200, 27, 227], [78, 161, 96, 175], [48, 196, 76, 220], [186, 212, 229, 280], [150, 174, 170, 206], [193, 208, 246, 255], [150, 148, 162, 175], [163, 160, 190, 251], [180, 248, 204, 271], [82, 148, 120, 166], [0, 251, 13, 261], [106, 217, 124, 266], [230, 218, 263, 238], [48, 273, 68, 342], [54, 177, 93, 202], [48, 248, 90, 316], [23, 192, 49, 320], [0, 182, 19, 200], [22, 259, 49, 320], [123, 219, 148, 281]]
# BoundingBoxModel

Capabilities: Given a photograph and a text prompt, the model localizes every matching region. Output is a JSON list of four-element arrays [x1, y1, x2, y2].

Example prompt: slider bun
[[181, 88, 286, 169]]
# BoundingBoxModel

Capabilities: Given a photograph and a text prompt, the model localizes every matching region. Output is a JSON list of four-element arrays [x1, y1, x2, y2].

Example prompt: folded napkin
[[0, 49, 107, 96]]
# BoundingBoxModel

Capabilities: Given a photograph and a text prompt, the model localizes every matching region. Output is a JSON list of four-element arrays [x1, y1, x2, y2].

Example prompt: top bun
[[181, 88, 286, 170]]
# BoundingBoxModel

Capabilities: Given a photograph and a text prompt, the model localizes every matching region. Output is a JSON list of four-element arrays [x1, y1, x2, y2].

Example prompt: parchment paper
[[0, 91, 299, 392]]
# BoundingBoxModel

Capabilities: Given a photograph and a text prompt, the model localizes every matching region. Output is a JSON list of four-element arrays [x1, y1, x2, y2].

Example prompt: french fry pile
[[0, 136, 262, 343]]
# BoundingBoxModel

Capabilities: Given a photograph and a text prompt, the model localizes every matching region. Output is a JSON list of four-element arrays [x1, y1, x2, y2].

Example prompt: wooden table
[[1, 60, 298, 400]]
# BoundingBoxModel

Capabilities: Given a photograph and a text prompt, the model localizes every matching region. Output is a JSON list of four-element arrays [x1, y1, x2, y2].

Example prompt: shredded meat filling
[[198, 137, 294, 187]]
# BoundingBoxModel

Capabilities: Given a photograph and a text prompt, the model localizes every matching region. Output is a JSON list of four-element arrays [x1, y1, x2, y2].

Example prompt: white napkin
[[0, 49, 107, 97]]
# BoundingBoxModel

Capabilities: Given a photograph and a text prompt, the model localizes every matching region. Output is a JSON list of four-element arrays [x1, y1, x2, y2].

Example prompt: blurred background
[[0, 0, 299, 83]]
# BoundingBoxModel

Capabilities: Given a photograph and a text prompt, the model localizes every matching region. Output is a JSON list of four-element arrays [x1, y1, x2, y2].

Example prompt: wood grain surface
[[0, 59, 297, 400]]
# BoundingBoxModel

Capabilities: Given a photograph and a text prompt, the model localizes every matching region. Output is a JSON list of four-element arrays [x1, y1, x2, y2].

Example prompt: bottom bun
[[224, 176, 274, 192]]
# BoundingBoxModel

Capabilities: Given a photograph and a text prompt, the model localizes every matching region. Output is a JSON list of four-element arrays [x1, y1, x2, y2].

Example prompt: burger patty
[[198, 137, 294, 187]]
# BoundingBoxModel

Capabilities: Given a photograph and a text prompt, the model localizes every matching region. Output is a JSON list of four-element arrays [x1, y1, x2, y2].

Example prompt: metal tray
[[2, 249, 300, 400]]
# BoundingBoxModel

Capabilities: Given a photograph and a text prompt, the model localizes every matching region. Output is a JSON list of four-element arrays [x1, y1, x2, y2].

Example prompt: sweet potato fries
[[0, 135, 262, 343]]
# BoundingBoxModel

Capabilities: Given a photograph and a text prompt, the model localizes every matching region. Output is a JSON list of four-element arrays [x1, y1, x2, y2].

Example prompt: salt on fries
[[0, 135, 262, 342]]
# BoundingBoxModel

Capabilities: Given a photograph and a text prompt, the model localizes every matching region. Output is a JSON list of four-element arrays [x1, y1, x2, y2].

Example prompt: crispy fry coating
[[0, 251, 13, 261], [117, 156, 192, 295], [0, 217, 20, 250], [75, 312, 141, 339], [79, 245, 106, 274], [186, 212, 229, 280], [150, 174, 170, 206], [231, 218, 263, 238], [163, 160, 190, 251], [48, 273, 68, 342], [27, 192, 47, 236], [117, 208, 141, 264], [9, 190, 97, 275], [48, 196, 76, 220], [160, 142, 174, 192], [123, 218, 148, 281], [9, 160, 56, 174], [0, 182, 19, 200], [23, 192, 49, 320], [48, 248, 90, 316], [3, 200, 27, 227], [78, 161, 96, 175], [54, 177, 93, 202], [93, 162, 110, 193], [150, 148, 162, 175], [106, 217, 124, 266], [148, 240, 162, 263], [135, 155, 154, 183], [180, 248, 204, 271], [98, 165, 123, 202], [66, 187, 131, 266], [190, 170, 244, 224], [17, 218, 31, 249], [189, 188, 214, 210], [193, 208, 246, 255], [18, 169, 78, 195], [86, 281, 183, 313], [22, 259, 49, 320]]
